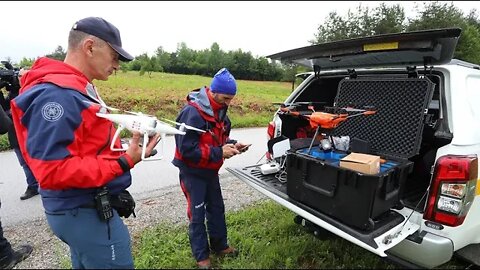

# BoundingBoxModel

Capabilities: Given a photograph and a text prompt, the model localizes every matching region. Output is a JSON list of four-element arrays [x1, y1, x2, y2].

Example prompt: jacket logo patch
[[42, 102, 64, 122]]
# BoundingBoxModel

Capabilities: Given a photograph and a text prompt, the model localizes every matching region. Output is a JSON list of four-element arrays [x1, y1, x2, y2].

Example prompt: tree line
[[311, 1, 480, 64], [14, 1, 480, 81]]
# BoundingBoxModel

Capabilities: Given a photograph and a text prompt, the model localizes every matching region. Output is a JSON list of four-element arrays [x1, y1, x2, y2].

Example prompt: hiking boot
[[196, 258, 212, 269], [215, 246, 239, 258], [0, 244, 33, 269], [20, 187, 39, 200]]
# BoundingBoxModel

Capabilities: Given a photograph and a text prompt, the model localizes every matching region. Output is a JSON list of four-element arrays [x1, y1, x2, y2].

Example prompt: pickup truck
[[227, 28, 480, 269]]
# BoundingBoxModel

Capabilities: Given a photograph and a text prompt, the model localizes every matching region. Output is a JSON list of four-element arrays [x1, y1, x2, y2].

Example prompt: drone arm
[[279, 107, 301, 116], [345, 110, 377, 119]]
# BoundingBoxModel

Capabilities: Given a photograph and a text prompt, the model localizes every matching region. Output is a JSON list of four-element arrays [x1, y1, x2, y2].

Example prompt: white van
[[227, 28, 480, 268]]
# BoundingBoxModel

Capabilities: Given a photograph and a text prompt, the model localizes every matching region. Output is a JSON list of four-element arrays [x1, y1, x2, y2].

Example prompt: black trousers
[[0, 200, 13, 262]]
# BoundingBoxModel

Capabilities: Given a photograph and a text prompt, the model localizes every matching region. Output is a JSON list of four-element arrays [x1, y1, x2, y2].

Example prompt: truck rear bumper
[[387, 231, 453, 269]]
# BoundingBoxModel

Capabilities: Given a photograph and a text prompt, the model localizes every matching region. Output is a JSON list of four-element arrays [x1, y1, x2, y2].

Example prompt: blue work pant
[[45, 208, 133, 269], [13, 147, 38, 190], [179, 170, 228, 262]]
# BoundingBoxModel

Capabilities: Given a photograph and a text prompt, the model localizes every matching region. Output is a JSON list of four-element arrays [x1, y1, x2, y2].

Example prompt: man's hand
[[126, 132, 162, 164], [235, 142, 251, 153], [222, 144, 240, 159]]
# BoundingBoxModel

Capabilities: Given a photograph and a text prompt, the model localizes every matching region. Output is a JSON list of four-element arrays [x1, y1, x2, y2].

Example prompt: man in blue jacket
[[173, 68, 250, 269]]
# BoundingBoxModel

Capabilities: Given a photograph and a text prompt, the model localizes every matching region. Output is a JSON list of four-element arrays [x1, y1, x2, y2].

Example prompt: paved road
[[0, 127, 267, 226]]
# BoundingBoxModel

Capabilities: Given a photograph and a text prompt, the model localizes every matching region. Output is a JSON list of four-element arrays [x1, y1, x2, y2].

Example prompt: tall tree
[[139, 56, 160, 77], [466, 9, 480, 30], [408, 1, 480, 64], [176, 42, 195, 74], [19, 57, 36, 68], [311, 3, 405, 44], [46, 46, 66, 61], [372, 3, 406, 34], [407, 1, 465, 30], [207, 42, 224, 76], [154, 46, 172, 72]]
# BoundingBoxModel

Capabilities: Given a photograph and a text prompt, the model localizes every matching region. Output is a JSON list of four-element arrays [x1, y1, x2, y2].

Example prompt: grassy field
[[0, 71, 292, 151], [95, 71, 292, 126]]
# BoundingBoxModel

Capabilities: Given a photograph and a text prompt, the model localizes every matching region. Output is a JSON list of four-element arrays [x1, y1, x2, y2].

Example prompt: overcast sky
[[1, 1, 478, 63]]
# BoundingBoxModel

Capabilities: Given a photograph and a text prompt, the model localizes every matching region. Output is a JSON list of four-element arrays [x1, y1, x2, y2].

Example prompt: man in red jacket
[[10, 17, 159, 268], [172, 68, 250, 269]]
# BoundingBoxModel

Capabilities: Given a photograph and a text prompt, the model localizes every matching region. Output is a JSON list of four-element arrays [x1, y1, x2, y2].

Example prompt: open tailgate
[[267, 28, 461, 70], [226, 166, 420, 257]]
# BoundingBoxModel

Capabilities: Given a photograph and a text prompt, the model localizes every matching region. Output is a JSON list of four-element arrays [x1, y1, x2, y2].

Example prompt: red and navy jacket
[[10, 57, 134, 212], [172, 87, 236, 176]]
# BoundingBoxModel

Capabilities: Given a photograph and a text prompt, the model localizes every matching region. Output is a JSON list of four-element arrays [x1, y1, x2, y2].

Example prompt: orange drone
[[279, 105, 377, 130], [279, 105, 377, 152]]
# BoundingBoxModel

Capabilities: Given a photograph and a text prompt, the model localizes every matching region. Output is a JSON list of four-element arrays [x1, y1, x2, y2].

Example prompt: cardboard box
[[340, 152, 380, 174]]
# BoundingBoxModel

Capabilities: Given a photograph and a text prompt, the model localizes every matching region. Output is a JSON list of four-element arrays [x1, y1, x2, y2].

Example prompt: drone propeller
[[343, 105, 377, 113], [343, 107, 366, 112], [162, 118, 206, 133]]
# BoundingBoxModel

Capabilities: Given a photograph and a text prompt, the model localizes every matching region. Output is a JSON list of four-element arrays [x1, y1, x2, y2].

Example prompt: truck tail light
[[424, 155, 478, 227], [266, 121, 276, 160], [267, 121, 275, 140]]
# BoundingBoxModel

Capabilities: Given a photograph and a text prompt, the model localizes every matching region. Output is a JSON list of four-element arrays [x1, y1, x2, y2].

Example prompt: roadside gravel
[[4, 174, 267, 269]]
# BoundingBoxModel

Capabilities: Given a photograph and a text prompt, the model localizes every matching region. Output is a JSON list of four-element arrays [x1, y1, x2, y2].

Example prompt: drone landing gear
[[307, 127, 336, 154]]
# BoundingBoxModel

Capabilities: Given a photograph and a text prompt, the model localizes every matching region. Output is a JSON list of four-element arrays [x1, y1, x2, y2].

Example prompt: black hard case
[[286, 150, 412, 230], [286, 77, 434, 231]]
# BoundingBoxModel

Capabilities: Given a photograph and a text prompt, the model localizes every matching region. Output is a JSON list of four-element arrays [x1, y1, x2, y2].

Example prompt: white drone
[[94, 104, 205, 161]]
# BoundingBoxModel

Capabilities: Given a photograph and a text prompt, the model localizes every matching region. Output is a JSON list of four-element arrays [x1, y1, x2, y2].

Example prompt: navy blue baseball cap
[[72, 17, 134, 62]]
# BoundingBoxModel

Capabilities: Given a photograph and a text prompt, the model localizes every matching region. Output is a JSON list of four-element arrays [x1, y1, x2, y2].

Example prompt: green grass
[[0, 135, 8, 151], [132, 200, 397, 269], [132, 200, 472, 269]]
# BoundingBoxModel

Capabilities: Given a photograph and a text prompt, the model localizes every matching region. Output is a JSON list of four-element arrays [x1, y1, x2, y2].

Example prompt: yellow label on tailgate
[[363, 42, 399, 51]]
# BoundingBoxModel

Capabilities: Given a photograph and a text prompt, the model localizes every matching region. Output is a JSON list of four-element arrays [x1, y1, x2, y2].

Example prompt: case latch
[[406, 66, 418, 78], [348, 69, 357, 79]]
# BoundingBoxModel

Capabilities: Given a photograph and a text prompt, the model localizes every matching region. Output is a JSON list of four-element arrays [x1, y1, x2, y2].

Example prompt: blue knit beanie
[[210, 68, 237, 95]]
